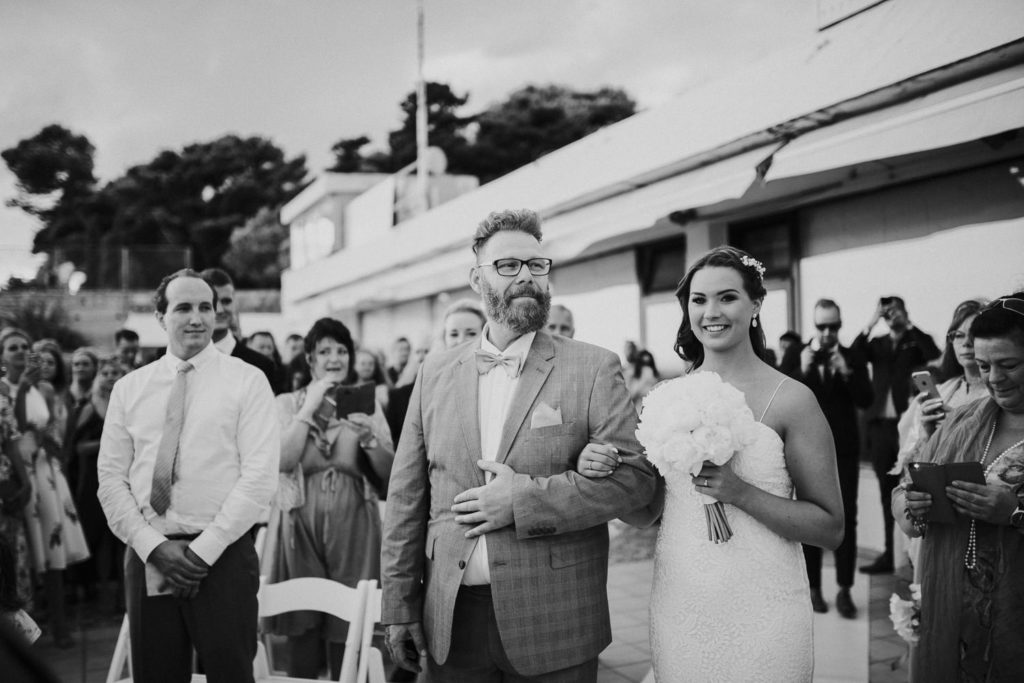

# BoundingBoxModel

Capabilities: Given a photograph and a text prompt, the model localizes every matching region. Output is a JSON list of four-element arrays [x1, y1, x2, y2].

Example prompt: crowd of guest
[[1, 253, 1021, 683]]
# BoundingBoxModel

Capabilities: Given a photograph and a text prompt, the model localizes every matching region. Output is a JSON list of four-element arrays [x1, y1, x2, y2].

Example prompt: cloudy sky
[[0, 0, 817, 281]]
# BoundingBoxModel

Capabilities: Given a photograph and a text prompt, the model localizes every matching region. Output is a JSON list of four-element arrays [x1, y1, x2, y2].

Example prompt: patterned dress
[[0, 389, 31, 605]]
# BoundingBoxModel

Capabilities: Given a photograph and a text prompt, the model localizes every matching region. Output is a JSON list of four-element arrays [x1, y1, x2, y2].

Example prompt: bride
[[580, 246, 844, 681]]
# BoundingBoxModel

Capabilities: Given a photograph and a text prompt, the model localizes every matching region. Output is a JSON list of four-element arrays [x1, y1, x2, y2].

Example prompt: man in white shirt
[[382, 209, 655, 681], [98, 269, 279, 683]]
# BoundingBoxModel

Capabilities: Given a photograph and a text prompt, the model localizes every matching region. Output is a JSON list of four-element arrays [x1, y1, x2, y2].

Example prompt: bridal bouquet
[[889, 584, 921, 645], [636, 371, 759, 543]]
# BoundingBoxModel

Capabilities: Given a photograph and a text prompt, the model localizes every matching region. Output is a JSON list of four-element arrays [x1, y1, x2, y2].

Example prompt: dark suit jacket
[[852, 326, 940, 419], [230, 339, 280, 394], [784, 343, 873, 460], [381, 331, 656, 675]]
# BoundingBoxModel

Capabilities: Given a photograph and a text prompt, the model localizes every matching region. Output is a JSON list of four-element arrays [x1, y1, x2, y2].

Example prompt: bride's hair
[[673, 246, 768, 369]]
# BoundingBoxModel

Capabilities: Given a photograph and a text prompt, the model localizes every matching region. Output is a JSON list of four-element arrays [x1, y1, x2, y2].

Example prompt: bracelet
[[904, 505, 927, 536], [360, 436, 379, 450]]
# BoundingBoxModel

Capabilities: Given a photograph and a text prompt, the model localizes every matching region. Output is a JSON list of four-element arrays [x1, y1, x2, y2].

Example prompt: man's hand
[[149, 540, 209, 599], [452, 461, 517, 538], [385, 621, 427, 673], [828, 348, 850, 377]]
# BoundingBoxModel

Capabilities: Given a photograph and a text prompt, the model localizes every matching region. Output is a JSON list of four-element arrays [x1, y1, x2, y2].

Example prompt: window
[[636, 235, 687, 295]]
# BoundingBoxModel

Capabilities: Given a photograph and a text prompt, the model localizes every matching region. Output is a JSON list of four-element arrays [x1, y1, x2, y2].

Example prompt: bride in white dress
[[580, 246, 844, 682]]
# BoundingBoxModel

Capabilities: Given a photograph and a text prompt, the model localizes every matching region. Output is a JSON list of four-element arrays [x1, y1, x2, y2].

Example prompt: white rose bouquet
[[636, 371, 759, 543], [889, 583, 921, 645]]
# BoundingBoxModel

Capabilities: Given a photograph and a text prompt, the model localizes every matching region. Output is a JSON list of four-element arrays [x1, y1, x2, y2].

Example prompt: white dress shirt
[[97, 342, 279, 566], [462, 329, 536, 585]]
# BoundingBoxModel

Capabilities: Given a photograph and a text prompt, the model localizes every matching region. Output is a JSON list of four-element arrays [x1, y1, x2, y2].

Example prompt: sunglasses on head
[[815, 323, 841, 332], [983, 297, 1024, 318]]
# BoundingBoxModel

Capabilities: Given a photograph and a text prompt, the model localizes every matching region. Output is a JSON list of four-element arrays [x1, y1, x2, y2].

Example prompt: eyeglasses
[[477, 258, 553, 277], [815, 323, 841, 333], [983, 297, 1024, 318]]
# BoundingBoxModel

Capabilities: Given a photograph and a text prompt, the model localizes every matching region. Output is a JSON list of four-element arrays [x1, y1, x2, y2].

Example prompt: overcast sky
[[0, 0, 818, 281]]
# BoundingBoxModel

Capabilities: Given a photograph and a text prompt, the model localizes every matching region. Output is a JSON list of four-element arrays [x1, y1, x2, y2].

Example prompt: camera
[[812, 347, 830, 365], [880, 296, 894, 306]]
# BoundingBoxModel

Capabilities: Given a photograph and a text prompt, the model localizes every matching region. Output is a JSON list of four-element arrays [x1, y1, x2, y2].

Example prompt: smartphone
[[911, 370, 941, 402], [334, 383, 376, 418]]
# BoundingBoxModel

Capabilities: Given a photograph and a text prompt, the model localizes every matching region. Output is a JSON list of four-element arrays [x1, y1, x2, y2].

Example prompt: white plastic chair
[[256, 576, 369, 683], [356, 580, 387, 683]]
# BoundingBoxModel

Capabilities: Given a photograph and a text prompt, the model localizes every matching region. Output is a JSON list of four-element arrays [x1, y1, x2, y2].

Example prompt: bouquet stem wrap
[[635, 371, 759, 544]]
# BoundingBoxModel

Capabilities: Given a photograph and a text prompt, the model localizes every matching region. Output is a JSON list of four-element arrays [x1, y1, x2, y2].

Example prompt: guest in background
[[890, 299, 988, 577], [31, 340, 71, 461], [778, 330, 802, 368], [786, 299, 872, 618], [248, 331, 288, 396], [287, 353, 311, 392], [627, 348, 661, 413], [385, 337, 411, 385], [282, 333, 304, 366], [67, 348, 98, 406], [354, 349, 391, 411], [267, 317, 393, 679], [546, 303, 575, 338], [0, 328, 88, 649], [0, 383, 31, 618], [67, 356, 126, 609], [854, 295, 940, 574], [440, 299, 485, 350], [200, 267, 279, 393], [114, 329, 141, 371], [893, 293, 1024, 681]]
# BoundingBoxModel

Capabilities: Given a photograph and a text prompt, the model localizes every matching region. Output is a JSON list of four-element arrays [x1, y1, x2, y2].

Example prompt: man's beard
[[480, 279, 551, 335]]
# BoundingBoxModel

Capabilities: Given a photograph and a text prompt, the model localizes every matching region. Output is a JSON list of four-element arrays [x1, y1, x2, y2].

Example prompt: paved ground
[[32, 465, 910, 682]]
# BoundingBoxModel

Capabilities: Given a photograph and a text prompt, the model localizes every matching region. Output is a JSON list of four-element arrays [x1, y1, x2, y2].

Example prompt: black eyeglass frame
[[477, 258, 553, 277]]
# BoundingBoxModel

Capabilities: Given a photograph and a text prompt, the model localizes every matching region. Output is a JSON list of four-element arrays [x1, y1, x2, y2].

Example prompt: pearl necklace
[[965, 417, 1024, 570]]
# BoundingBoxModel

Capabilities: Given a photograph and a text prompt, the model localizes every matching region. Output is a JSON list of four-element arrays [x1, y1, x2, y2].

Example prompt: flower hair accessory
[[739, 255, 765, 280]]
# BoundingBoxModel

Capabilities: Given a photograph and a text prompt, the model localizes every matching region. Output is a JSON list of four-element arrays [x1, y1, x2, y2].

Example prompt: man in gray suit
[[381, 209, 656, 682]]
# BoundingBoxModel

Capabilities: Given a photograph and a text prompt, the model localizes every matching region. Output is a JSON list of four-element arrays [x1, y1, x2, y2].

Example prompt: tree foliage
[[329, 82, 637, 184], [221, 207, 288, 288], [3, 128, 307, 289]]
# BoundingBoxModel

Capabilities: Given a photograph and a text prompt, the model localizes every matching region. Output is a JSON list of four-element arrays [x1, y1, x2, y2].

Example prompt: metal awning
[[766, 67, 1024, 181]]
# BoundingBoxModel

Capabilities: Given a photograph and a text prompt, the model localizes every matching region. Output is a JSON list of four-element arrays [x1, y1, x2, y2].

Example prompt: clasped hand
[[149, 540, 210, 599], [451, 461, 516, 538]]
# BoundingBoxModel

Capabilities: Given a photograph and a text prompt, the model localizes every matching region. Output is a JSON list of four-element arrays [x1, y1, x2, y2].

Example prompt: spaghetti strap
[[759, 378, 787, 423]]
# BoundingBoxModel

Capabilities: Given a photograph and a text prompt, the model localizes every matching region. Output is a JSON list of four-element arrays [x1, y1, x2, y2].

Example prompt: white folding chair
[[105, 614, 132, 683], [356, 580, 387, 683], [257, 576, 369, 683]]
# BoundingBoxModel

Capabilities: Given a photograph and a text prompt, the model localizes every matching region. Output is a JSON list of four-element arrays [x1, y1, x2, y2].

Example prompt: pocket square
[[531, 402, 563, 429]]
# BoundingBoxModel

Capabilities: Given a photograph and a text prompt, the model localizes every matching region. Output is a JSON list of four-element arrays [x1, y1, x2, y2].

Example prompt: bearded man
[[381, 209, 656, 682]]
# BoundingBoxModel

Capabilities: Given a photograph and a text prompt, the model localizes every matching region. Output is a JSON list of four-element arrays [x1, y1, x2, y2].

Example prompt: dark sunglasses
[[815, 323, 841, 332]]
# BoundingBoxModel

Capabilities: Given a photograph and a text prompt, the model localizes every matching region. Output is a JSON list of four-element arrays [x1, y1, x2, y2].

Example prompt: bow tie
[[475, 350, 523, 378]]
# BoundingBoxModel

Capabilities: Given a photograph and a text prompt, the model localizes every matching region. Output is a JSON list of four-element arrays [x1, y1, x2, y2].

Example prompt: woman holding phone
[[891, 300, 988, 574], [893, 294, 1024, 681], [266, 317, 394, 678]]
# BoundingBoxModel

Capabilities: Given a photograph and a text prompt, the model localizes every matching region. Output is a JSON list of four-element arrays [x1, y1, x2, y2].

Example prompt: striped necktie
[[150, 361, 194, 515]]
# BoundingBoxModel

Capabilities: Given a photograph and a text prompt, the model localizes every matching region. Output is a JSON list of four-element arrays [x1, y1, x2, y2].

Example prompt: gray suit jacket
[[381, 331, 656, 675]]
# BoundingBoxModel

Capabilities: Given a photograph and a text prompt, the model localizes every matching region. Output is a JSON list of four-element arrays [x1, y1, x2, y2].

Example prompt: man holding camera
[[853, 296, 940, 574], [785, 299, 872, 617]]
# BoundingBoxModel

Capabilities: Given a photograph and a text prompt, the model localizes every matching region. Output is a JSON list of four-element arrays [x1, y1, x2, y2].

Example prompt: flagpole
[[415, 0, 429, 214]]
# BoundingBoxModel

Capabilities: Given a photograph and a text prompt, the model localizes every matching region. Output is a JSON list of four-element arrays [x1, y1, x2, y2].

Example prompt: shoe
[[859, 554, 893, 574], [836, 588, 857, 619], [810, 588, 828, 614]]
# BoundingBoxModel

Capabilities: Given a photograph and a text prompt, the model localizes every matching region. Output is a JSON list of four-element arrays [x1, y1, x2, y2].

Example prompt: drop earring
[[752, 317, 759, 328]]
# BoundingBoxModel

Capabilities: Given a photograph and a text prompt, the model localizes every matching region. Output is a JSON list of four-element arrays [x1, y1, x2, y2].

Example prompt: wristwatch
[[1010, 505, 1024, 529]]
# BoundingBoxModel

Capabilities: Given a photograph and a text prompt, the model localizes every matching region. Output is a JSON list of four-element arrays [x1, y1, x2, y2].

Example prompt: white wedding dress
[[649, 391, 813, 682]]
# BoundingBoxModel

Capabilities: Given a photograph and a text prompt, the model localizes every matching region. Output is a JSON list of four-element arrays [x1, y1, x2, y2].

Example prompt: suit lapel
[[455, 344, 485, 486], [496, 332, 555, 466]]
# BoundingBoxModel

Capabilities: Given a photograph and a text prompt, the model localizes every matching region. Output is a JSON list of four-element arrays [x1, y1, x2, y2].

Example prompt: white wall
[[799, 219, 1024, 346]]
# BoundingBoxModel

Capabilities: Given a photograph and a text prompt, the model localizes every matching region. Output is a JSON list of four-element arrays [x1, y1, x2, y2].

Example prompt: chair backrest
[[258, 576, 369, 683], [357, 581, 387, 683]]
